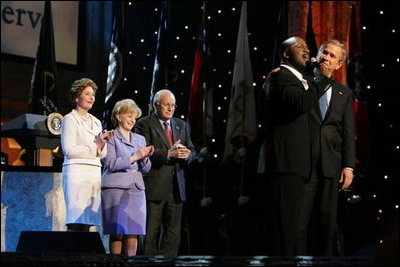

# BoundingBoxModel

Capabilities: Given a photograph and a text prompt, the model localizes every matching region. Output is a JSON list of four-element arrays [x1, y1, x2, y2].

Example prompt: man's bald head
[[280, 37, 310, 71]]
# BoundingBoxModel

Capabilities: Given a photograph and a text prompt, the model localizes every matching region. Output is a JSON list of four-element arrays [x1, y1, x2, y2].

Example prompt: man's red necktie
[[163, 121, 173, 147]]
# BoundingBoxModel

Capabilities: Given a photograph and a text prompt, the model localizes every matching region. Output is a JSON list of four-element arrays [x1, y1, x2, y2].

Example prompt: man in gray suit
[[135, 89, 196, 256]]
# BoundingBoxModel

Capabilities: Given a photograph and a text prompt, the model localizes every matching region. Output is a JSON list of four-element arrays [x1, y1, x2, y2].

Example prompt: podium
[[1, 113, 61, 167]]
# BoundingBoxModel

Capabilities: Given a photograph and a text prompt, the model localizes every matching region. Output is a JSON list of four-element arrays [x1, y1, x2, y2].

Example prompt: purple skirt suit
[[101, 129, 151, 235]]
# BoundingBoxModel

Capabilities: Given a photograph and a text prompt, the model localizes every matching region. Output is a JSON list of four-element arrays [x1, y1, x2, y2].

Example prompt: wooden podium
[[1, 113, 61, 167], [29, 148, 53, 167]]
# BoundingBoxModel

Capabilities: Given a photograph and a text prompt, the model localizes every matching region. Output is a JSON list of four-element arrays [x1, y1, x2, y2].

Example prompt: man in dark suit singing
[[264, 36, 336, 256], [135, 89, 196, 256], [299, 39, 356, 256]]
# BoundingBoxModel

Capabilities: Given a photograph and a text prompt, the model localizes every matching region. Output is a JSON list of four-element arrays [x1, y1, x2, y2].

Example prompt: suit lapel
[[115, 128, 135, 148], [325, 84, 345, 121], [312, 85, 344, 124], [325, 85, 345, 123]]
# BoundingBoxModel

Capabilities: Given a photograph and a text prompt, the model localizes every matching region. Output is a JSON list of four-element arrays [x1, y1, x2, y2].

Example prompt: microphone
[[310, 57, 320, 67], [47, 99, 59, 113], [40, 98, 52, 114], [305, 57, 319, 74]]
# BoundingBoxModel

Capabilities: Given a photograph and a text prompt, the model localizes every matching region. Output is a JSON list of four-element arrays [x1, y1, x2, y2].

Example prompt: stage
[[1, 253, 376, 266]]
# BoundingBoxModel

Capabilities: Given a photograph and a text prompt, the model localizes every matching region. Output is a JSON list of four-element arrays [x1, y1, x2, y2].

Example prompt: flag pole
[[240, 79, 245, 199], [201, 1, 208, 203], [202, 82, 207, 200]]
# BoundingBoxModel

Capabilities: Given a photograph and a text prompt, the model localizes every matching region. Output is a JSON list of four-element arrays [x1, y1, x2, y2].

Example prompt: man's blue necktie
[[319, 91, 329, 119]]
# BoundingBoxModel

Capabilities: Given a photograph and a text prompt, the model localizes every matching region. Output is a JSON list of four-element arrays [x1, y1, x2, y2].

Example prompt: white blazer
[[61, 109, 107, 166]]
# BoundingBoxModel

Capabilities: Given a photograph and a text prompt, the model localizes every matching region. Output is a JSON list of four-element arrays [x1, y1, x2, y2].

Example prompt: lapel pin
[[339, 91, 343, 95]]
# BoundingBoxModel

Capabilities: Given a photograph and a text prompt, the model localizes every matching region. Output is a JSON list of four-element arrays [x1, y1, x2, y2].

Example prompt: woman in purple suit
[[101, 99, 154, 256]]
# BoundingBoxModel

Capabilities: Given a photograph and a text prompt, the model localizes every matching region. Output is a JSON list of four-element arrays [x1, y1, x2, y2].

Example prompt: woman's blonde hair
[[111, 99, 142, 127]]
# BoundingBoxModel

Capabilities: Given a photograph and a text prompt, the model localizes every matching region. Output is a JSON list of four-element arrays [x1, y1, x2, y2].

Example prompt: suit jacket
[[309, 80, 356, 178], [266, 66, 332, 178], [61, 109, 107, 167], [101, 128, 151, 189], [134, 113, 196, 201]]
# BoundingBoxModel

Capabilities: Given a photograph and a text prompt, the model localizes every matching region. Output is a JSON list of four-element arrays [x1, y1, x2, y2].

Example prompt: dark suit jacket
[[266, 66, 332, 178], [309, 80, 356, 178], [134, 113, 196, 201]]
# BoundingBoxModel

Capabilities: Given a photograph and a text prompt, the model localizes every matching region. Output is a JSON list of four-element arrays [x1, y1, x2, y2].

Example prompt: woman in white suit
[[61, 78, 114, 232]]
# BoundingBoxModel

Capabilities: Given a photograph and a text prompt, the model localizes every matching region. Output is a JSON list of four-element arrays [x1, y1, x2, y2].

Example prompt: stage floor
[[1, 253, 377, 266]]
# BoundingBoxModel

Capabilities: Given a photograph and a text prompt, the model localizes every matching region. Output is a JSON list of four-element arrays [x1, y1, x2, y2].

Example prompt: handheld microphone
[[305, 57, 319, 74], [310, 57, 320, 67]]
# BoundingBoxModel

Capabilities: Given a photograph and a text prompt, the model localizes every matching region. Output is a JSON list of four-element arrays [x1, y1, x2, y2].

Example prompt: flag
[[28, 0, 57, 115], [188, 1, 213, 145], [105, 2, 124, 104], [222, 1, 257, 163], [103, 1, 125, 129], [149, 1, 175, 114]]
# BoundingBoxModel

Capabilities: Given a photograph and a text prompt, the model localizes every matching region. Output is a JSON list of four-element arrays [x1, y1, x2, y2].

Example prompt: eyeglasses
[[156, 102, 177, 109]]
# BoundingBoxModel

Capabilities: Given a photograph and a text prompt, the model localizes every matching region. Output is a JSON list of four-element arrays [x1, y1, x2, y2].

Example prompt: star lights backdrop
[[100, 1, 399, 256], [355, 1, 399, 260]]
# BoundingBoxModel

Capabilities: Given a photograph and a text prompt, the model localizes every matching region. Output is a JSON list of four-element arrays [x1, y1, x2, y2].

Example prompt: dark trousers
[[265, 174, 306, 256], [296, 173, 339, 256], [143, 193, 183, 256]]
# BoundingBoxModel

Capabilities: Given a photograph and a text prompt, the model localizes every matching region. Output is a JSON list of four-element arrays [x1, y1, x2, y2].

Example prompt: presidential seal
[[46, 112, 63, 135]]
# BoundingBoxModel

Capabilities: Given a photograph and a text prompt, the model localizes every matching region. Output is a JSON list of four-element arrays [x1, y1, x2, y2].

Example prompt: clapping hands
[[137, 145, 155, 158], [131, 145, 154, 163], [168, 140, 191, 159], [95, 130, 115, 149]]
